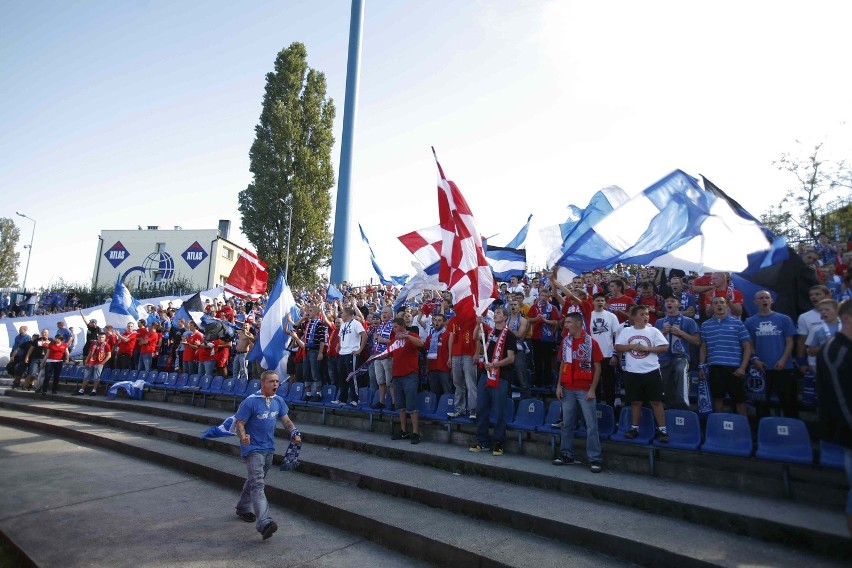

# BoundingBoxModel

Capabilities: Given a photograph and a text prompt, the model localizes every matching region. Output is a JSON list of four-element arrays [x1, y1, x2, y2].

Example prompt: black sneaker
[[89, 390, 97, 396], [261, 520, 278, 540], [492, 442, 503, 456], [655, 430, 670, 443], [391, 430, 410, 440], [236, 510, 256, 523], [446, 411, 463, 419], [590, 461, 603, 473], [410, 433, 421, 445], [624, 428, 639, 439], [371, 402, 385, 410], [552, 454, 574, 466]]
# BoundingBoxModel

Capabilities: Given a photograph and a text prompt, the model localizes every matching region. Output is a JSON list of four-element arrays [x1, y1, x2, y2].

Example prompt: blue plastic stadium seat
[[755, 417, 813, 465], [99, 367, 113, 383], [819, 440, 845, 470], [276, 381, 290, 399], [653, 409, 701, 451], [507, 398, 545, 451], [286, 382, 305, 403], [421, 394, 454, 421], [611, 406, 655, 445], [700, 413, 753, 457], [596, 403, 615, 440], [416, 391, 438, 416]]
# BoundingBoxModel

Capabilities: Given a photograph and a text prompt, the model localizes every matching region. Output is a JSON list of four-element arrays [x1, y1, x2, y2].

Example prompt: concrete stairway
[[0, 389, 848, 567]]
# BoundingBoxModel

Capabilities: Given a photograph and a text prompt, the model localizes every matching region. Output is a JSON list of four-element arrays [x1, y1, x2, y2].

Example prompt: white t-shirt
[[797, 308, 823, 368], [590, 309, 620, 357], [615, 325, 668, 373], [338, 319, 365, 356]]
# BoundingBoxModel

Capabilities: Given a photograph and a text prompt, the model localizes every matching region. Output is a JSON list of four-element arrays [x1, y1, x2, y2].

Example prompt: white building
[[92, 221, 246, 291]]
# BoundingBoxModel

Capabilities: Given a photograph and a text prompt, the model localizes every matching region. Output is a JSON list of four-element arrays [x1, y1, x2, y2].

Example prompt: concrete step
[[0, 395, 847, 566], [10, 383, 847, 510], [0, 424, 435, 568], [0, 408, 631, 568]]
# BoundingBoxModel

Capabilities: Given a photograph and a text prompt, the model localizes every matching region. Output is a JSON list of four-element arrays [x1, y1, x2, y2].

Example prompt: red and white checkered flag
[[433, 147, 497, 322]]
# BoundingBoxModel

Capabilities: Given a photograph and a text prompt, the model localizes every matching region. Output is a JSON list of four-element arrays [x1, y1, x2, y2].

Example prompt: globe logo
[[142, 251, 175, 281]]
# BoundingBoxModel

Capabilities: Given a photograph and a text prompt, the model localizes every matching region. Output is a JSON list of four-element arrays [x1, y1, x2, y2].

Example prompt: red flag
[[433, 147, 497, 321], [224, 249, 268, 299]]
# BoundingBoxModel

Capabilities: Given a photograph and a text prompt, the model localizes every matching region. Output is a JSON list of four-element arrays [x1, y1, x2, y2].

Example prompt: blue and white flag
[[540, 186, 629, 272], [200, 415, 237, 439], [248, 272, 293, 378], [359, 223, 408, 286], [107, 379, 146, 400], [326, 283, 343, 302], [393, 262, 441, 312], [174, 291, 204, 327], [552, 171, 771, 275], [109, 276, 146, 322], [504, 214, 533, 249], [484, 245, 527, 281]]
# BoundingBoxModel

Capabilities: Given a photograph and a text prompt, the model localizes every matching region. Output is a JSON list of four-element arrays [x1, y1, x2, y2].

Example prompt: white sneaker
[[349, 400, 359, 407], [330, 400, 341, 405]]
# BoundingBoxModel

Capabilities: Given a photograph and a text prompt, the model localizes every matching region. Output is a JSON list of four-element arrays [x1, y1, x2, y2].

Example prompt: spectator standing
[[389, 318, 425, 444], [41, 334, 69, 395], [75, 332, 111, 396], [423, 313, 452, 397], [655, 295, 701, 410], [699, 296, 753, 416]]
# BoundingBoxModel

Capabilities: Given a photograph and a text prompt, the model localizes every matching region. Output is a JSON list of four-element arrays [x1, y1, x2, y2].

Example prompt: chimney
[[218, 220, 231, 240]]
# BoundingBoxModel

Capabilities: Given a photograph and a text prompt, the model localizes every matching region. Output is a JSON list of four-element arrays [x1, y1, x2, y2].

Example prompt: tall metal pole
[[15, 212, 35, 290], [330, 0, 365, 284], [280, 198, 293, 282]]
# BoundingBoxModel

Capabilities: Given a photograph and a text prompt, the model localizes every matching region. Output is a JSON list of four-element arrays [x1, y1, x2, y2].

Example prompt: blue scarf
[[427, 327, 445, 360]]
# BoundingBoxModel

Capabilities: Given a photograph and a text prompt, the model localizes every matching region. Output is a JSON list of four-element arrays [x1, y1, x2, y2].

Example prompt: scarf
[[88, 342, 110, 365], [664, 315, 686, 355], [427, 327, 445, 360], [372, 321, 393, 355], [538, 301, 556, 342], [304, 318, 319, 348], [486, 326, 510, 388], [561, 330, 592, 368]]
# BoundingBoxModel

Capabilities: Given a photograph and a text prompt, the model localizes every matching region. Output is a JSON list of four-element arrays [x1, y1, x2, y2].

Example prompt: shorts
[[373, 358, 393, 386], [392, 373, 418, 412], [708, 365, 746, 404], [623, 369, 664, 403], [83, 365, 103, 382]]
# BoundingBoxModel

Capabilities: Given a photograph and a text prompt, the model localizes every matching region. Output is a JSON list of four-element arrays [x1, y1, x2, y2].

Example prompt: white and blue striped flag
[[107, 379, 146, 400], [247, 272, 293, 378], [200, 415, 238, 439]]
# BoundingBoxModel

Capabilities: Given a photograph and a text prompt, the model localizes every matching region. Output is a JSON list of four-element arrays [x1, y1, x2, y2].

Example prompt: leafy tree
[[238, 42, 336, 290], [773, 141, 847, 242], [0, 218, 21, 288]]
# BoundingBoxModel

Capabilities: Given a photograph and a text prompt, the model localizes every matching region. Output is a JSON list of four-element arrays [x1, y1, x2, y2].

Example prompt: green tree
[[0, 218, 21, 288], [773, 141, 844, 241], [238, 42, 336, 290]]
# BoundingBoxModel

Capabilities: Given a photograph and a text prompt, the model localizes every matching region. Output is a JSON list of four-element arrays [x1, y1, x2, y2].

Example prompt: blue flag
[[109, 276, 144, 320], [248, 271, 294, 377], [326, 283, 343, 302], [504, 214, 532, 249], [175, 292, 204, 327], [359, 223, 408, 286], [484, 245, 527, 281], [200, 415, 238, 439]]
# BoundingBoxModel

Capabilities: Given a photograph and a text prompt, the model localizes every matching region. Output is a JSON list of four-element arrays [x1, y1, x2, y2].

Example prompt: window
[[223, 247, 233, 261]]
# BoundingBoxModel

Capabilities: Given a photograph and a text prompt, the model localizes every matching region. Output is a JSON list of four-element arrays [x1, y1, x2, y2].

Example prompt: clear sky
[[2, 0, 850, 290]]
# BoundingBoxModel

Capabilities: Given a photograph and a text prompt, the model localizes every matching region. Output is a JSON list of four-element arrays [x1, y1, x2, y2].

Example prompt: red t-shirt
[[196, 339, 214, 363], [607, 295, 634, 323], [45, 342, 67, 361], [86, 342, 110, 365], [139, 330, 159, 355], [391, 332, 420, 377], [448, 319, 476, 356], [326, 324, 340, 357], [700, 287, 744, 316], [558, 333, 603, 390], [636, 294, 664, 325], [527, 301, 561, 341], [183, 331, 204, 362], [214, 339, 230, 368], [117, 331, 137, 355]]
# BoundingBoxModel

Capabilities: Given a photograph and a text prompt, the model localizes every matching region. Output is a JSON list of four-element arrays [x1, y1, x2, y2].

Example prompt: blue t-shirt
[[654, 314, 699, 362], [744, 312, 796, 369], [234, 392, 288, 457], [56, 327, 72, 342], [700, 316, 751, 367]]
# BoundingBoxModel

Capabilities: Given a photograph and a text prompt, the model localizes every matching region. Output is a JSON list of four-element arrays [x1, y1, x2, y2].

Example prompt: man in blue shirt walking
[[234, 370, 302, 540]]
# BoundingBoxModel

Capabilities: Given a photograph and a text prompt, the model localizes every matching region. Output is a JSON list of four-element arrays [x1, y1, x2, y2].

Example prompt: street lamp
[[15, 212, 35, 290], [279, 196, 293, 282]]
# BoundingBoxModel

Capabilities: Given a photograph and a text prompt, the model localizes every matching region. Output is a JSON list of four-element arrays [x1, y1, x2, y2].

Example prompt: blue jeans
[[138, 353, 152, 371], [304, 349, 322, 394], [560, 389, 602, 462], [201, 360, 215, 376], [452, 355, 477, 413], [183, 360, 198, 375], [232, 352, 249, 381], [475, 373, 509, 445], [236, 451, 274, 533], [659, 357, 689, 409]]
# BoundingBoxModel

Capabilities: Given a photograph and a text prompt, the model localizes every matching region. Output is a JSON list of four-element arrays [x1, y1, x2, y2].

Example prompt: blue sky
[[2, 0, 850, 289]]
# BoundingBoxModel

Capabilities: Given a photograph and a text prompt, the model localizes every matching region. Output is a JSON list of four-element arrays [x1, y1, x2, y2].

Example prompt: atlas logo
[[104, 241, 129, 268], [182, 241, 208, 269]]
